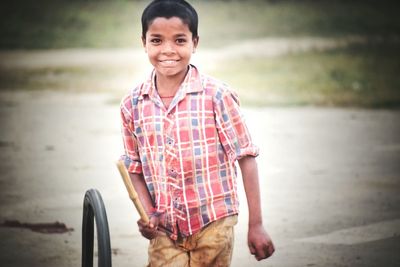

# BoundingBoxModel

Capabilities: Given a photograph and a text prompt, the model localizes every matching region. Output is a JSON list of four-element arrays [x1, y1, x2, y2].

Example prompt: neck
[[155, 67, 189, 96]]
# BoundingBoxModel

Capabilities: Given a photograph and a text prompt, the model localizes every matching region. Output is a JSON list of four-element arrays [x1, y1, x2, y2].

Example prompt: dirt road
[[0, 89, 399, 266]]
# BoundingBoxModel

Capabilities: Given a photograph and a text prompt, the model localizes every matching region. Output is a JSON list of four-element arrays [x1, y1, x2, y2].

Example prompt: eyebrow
[[148, 33, 162, 37], [148, 33, 189, 38]]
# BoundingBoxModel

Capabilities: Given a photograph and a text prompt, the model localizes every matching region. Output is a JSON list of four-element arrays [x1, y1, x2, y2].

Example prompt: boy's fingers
[[137, 214, 164, 239], [137, 219, 148, 229], [149, 215, 159, 229], [137, 219, 158, 240], [143, 227, 160, 240], [255, 245, 267, 261], [268, 242, 275, 256], [250, 241, 274, 260], [248, 243, 256, 255], [258, 243, 274, 260]]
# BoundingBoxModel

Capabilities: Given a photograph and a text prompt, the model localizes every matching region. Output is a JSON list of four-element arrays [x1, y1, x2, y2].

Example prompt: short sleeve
[[120, 95, 142, 174], [214, 88, 259, 161]]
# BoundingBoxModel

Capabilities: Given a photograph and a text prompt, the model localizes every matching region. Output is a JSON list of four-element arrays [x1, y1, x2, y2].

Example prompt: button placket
[[168, 168, 178, 178], [163, 110, 185, 225], [166, 136, 174, 146]]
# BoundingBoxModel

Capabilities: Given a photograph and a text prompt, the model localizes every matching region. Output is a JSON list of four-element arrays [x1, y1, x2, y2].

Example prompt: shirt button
[[169, 169, 178, 178]]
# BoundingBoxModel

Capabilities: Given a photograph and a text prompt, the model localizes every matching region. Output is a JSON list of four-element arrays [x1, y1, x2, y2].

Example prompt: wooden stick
[[116, 160, 149, 224]]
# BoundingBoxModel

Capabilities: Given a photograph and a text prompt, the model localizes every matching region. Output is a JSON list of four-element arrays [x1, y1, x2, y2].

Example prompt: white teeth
[[161, 60, 177, 64]]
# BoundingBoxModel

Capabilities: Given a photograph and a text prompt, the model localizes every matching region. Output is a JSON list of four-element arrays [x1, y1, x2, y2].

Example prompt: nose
[[161, 41, 175, 54]]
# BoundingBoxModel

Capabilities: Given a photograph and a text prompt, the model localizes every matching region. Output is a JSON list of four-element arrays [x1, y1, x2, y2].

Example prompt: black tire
[[82, 189, 112, 267]]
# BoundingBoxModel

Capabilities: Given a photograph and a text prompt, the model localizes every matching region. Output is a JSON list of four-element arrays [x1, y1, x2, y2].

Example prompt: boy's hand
[[137, 212, 164, 240], [248, 223, 275, 261]]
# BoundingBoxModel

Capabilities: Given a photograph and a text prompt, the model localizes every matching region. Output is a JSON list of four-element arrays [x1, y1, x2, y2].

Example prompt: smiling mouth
[[159, 60, 179, 65]]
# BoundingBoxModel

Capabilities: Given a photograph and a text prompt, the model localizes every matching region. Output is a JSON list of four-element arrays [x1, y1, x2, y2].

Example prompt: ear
[[192, 36, 199, 53], [141, 36, 147, 53]]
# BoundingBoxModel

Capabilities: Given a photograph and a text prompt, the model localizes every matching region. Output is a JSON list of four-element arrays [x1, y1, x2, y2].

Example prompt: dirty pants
[[147, 215, 238, 267]]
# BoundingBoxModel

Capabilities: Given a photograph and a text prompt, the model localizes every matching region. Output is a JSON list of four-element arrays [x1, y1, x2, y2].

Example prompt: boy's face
[[142, 17, 198, 80]]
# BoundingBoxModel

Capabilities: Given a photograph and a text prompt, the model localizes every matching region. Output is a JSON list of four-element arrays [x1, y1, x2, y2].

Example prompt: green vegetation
[[0, 0, 399, 108], [0, 66, 130, 92], [0, 1, 145, 49], [196, 0, 400, 47], [1, 42, 398, 108], [211, 42, 400, 107], [0, 0, 399, 49]]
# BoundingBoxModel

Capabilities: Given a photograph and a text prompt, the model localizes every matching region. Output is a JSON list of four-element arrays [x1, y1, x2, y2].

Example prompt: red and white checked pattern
[[120, 65, 258, 236]]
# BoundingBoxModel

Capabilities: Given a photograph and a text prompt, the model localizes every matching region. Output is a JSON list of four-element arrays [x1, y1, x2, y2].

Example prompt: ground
[[0, 89, 399, 266]]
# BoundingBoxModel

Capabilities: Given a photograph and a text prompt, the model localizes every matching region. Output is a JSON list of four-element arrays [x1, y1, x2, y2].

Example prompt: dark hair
[[141, 0, 198, 39]]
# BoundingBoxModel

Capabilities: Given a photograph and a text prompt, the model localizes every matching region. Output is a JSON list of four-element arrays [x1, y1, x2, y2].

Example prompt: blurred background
[[1, 0, 399, 107], [0, 1, 399, 267]]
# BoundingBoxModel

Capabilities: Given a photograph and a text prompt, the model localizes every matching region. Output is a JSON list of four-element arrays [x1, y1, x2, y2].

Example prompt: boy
[[120, 0, 275, 266]]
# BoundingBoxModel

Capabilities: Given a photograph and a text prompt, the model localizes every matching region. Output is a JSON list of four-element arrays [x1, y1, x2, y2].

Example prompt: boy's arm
[[129, 172, 154, 215], [129, 172, 161, 239], [120, 96, 163, 239], [238, 156, 275, 261]]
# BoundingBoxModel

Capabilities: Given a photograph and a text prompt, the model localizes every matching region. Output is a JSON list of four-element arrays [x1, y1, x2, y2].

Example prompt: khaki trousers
[[147, 215, 238, 267]]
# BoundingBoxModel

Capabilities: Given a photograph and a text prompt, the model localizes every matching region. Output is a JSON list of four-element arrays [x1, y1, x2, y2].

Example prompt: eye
[[150, 38, 161, 45], [176, 38, 187, 45]]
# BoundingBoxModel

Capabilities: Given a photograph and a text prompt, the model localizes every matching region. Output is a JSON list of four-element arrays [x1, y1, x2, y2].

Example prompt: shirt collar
[[139, 64, 203, 99]]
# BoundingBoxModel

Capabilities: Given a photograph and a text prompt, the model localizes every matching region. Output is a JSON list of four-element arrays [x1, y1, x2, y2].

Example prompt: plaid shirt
[[120, 65, 258, 237]]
